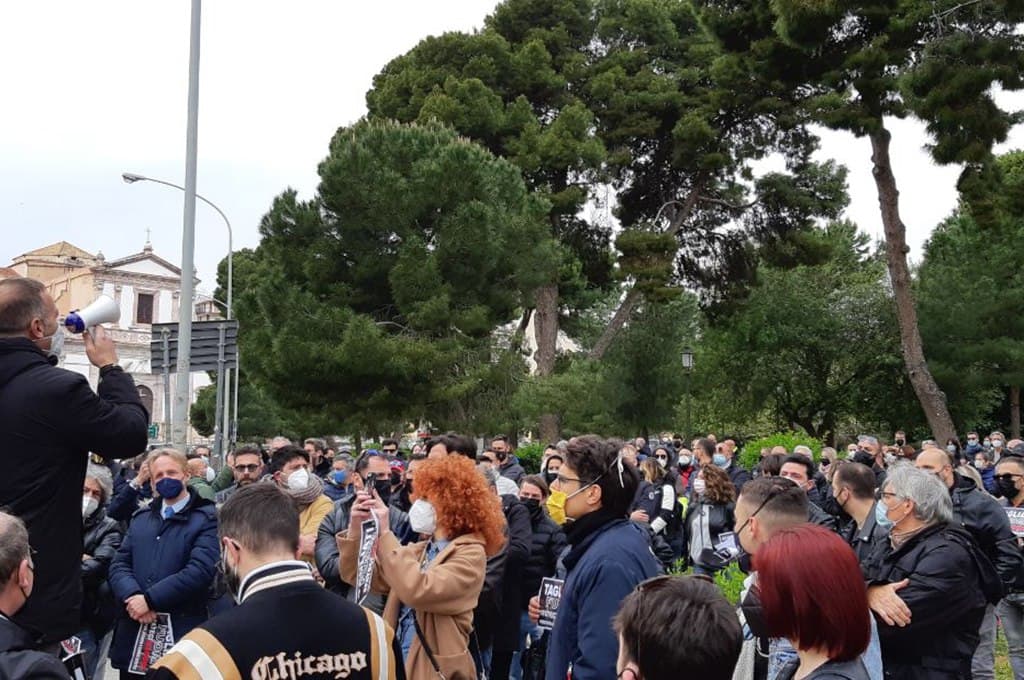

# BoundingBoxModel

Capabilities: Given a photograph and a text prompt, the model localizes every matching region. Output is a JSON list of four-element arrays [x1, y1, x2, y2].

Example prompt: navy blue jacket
[[0, 337, 148, 642], [107, 488, 218, 669], [545, 519, 662, 680]]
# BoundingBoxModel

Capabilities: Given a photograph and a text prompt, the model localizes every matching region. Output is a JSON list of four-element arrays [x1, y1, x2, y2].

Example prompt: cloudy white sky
[[1, 2, 1021, 293]]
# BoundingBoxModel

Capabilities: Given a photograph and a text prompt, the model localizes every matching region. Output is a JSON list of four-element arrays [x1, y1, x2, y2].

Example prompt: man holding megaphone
[[0, 277, 148, 649]]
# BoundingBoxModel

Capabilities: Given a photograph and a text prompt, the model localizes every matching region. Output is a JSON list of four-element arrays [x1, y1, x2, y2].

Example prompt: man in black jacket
[[151, 484, 404, 680], [832, 460, 889, 566], [474, 465, 531, 680], [915, 447, 1021, 680], [865, 465, 999, 680], [994, 456, 1024, 678], [0, 277, 148, 644], [315, 451, 409, 600], [0, 511, 70, 678], [718, 439, 752, 495]]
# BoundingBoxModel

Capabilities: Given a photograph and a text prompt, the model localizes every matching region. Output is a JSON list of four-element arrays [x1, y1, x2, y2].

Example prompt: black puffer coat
[[520, 500, 567, 608], [80, 506, 123, 636], [862, 523, 999, 680]]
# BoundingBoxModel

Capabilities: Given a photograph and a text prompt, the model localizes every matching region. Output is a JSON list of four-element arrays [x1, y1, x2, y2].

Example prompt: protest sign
[[538, 577, 565, 631], [354, 512, 381, 605], [128, 612, 175, 674]]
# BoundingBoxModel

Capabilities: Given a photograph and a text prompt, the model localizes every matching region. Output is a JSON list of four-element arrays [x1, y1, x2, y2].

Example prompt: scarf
[[284, 473, 325, 508], [565, 507, 620, 548]]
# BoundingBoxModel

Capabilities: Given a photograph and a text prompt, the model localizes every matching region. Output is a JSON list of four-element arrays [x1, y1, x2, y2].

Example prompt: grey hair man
[[864, 464, 1000, 679], [0, 511, 70, 677], [915, 447, 1021, 680]]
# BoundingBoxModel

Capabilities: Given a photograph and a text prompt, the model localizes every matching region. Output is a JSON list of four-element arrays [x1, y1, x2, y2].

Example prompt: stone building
[[7, 239, 214, 443]]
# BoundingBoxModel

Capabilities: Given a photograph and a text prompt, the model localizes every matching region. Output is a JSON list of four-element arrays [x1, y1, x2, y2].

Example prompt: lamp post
[[123, 168, 237, 454], [682, 347, 694, 442]]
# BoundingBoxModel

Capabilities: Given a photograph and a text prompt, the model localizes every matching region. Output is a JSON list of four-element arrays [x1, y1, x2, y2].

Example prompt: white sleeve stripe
[[372, 612, 390, 680], [174, 639, 225, 680], [660, 485, 675, 511]]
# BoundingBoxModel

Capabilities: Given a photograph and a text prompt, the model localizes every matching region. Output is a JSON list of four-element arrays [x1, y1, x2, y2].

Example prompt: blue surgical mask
[[332, 470, 348, 485], [874, 501, 894, 529], [713, 453, 728, 468]]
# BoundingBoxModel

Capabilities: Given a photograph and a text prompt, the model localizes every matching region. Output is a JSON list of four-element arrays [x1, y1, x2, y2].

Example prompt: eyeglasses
[[735, 486, 784, 536], [234, 464, 259, 472], [875, 490, 903, 501], [555, 473, 583, 487]]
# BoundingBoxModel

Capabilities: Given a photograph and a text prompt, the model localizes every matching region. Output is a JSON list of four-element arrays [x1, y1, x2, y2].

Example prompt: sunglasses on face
[[995, 474, 1023, 483], [654, 455, 668, 460], [234, 464, 259, 472]]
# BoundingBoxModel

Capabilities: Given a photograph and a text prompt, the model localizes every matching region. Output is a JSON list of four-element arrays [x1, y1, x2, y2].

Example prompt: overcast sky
[[1, 2, 1021, 295]]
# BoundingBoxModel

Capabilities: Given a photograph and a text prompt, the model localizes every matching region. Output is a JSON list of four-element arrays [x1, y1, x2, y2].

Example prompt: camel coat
[[340, 528, 486, 679]]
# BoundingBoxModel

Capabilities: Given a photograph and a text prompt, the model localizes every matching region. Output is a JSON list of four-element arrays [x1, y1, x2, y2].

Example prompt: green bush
[[668, 561, 747, 605], [739, 432, 824, 471], [516, 442, 546, 474]]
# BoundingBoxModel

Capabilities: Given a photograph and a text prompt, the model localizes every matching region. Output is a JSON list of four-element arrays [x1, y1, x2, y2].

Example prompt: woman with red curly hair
[[340, 454, 505, 680]]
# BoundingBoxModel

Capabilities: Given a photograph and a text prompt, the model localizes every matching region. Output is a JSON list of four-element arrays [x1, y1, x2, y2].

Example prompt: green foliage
[[236, 120, 557, 434], [739, 432, 824, 471], [668, 562, 746, 606], [516, 294, 701, 435], [515, 441, 546, 474], [697, 223, 911, 443], [917, 151, 1024, 431], [713, 563, 748, 606]]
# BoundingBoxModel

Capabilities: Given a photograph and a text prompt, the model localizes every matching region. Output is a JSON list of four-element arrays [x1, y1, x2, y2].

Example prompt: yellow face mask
[[545, 482, 593, 526], [546, 490, 569, 525]]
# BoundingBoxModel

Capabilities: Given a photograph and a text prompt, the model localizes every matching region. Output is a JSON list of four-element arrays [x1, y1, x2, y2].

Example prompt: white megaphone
[[64, 295, 120, 334]]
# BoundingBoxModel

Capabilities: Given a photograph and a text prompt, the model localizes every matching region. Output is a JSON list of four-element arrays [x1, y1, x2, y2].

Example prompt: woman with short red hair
[[755, 524, 871, 680]]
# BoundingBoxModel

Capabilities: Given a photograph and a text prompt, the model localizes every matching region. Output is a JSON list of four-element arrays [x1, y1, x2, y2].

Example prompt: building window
[[137, 293, 154, 325]]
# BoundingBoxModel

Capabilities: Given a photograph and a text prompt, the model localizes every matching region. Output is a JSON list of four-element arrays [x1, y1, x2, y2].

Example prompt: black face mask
[[390, 471, 402, 487], [996, 478, 1019, 500], [544, 471, 558, 485], [521, 498, 541, 514], [397, 483, 413, 511], [373, 479, 393, 505], [740, 585, 769, 638]]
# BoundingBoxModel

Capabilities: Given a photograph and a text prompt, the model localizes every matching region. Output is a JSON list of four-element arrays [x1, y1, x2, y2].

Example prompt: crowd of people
[[3, 275, 1024, 680]]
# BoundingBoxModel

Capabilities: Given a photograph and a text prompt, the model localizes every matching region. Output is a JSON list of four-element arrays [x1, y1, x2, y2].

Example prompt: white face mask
[[286, 468, 310, 491], [37, 325, 64, 363], [205, 467, 216, 483], [82, 495, 99, 519], [693, 478, 706, 495], [409, 499, 437, 535]]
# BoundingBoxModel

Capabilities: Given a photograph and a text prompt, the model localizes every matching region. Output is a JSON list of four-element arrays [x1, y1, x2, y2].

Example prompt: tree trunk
[[534, 283, 561, 443], [589, 188, 702, 361], [588, 288, 643, 361], [869, 127, 957, 443], [1011, 385, 1021, 440]]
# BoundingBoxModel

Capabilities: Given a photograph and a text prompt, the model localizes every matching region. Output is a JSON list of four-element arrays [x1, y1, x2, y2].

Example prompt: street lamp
[[123, 171, 236, 456], [122, 173, 232, 321], [682, 347, 694, 442]]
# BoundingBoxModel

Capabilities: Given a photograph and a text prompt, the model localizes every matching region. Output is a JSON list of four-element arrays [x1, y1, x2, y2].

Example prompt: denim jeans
[[77, 627, 113, 680], [510, 611, 543, 680], [971, 604, 997, 680], [998, 595, 1024, 680]]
